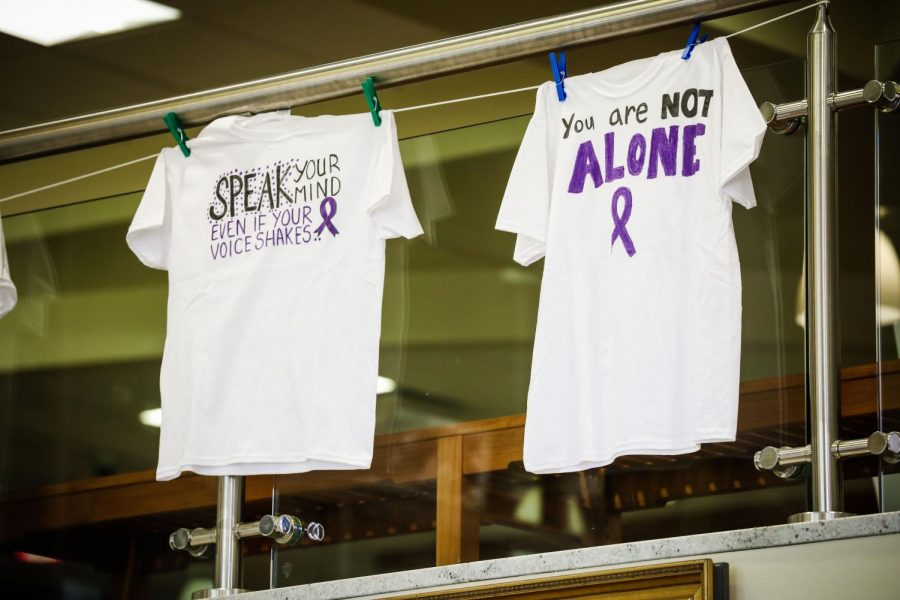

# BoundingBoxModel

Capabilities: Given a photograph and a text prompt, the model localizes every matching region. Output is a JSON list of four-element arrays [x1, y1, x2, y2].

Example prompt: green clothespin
[[361, 77, 382, 127], [163, 111, 191, 157]]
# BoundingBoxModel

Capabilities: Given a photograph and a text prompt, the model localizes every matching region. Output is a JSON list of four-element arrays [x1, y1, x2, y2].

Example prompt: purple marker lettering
[[568, 140, 603, 194], [682, 123, 706, 176], [604, 132, 625, 183], [648, 126, 678, 179], [627, 133, 647, 176]]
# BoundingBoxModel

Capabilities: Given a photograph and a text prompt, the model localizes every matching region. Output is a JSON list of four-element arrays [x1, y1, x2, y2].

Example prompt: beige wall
[[616, 534, 900, 599]]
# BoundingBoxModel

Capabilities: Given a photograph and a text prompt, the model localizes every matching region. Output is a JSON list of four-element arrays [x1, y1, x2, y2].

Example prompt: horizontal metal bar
[[833, 431, 900, 461], [831, 437, 870, 459], [755, 444, 812, 471], [169, 514, 324, 552], [172, 522, 257, 548], [760, 79, 900, 125], [236, 521, 260, 540], [0, 0, 784, 162], [755, 431, 900, 474], [190, 527, 217, 547]]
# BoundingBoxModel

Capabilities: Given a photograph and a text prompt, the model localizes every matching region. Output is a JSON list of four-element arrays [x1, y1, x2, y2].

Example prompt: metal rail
[[212, 475, 244, 598], [754, 432, 900, 480], [0, 0, 784, 162], [2, 0, 885, 586], [752, 6, 900, 524], [760, 79, 900, 132], [799, 1, 846, 523]]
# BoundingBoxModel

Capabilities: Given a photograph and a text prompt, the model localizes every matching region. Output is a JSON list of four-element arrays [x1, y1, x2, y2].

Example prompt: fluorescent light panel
[[0, 0, 180, 46]]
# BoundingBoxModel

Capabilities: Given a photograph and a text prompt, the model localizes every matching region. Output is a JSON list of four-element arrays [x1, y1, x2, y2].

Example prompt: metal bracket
[[169, 513, 325, 555], [760, 79, 900, 135], [754, 431, 900, 480]]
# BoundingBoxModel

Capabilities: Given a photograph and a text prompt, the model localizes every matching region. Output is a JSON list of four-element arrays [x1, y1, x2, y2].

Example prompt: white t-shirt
[[497, 38, 766, 474], [127, 110, 423, 481], [0, 212, 17, 318]]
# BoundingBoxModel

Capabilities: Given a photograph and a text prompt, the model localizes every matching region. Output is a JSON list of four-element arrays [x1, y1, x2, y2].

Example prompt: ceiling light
[[139, 407, 162, 428], [0, 0, 181, 47], [377, 376, 397, 395]]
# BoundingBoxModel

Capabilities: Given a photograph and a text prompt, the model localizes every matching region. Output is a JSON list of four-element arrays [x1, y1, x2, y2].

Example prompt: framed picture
[[390, 559, 724, 600]]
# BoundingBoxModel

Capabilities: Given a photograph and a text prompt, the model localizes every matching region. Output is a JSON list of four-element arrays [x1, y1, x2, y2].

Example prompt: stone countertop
[[234, 512, 900, 600]]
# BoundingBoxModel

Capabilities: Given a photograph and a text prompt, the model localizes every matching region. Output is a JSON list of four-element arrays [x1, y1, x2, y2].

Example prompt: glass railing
[[268, 59, 810, 584], [875, 37, 900, 514], [1, 3, 898, 597]]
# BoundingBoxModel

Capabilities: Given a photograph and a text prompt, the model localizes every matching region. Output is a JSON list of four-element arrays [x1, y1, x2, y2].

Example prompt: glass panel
[[0, 196, 163, 489], [382, 117, 537, 430], [0, 194, 214, 598], [478, 60, 810, 558], [874, 38, 900, 513], [268, 121, 533, 585], [10, 3, 899, 595], [268, 57, 809, 582]]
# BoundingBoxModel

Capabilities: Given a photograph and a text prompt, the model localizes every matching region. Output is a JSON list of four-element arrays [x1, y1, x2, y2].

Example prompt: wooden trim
[[436, 436, 478, 565], [1, 469, 159, 501], [376, 416, 525, 448], [3, 360, 899, 541], [386, 559, 716, 600]]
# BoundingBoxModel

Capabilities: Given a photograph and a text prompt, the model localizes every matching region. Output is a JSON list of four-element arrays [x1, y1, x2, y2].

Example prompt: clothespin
[[163, 111, 191, 157], [549, 52, 567, 101], [681, 21, 709, 60], [361, 77, 382, 127]]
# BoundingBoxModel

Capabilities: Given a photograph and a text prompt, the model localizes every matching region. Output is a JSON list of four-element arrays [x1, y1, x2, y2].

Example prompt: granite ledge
[[234, 511, 900, 600]]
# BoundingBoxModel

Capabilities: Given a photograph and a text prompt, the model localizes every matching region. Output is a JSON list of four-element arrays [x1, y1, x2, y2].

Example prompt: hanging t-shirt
[[497, 38, 766, 474], [0, 212, 17, 318], [127, 110, 423, 481]]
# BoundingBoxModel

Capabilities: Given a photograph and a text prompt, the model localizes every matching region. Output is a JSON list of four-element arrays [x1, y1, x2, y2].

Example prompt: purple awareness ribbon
[[610, 187, 636, 257], [314, 196, 339, 237]]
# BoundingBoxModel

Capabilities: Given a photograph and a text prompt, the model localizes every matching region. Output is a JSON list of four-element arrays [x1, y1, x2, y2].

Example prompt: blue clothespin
[[681, 21, 709, 60], [163, 112, 191, 157], [361, 77, 382, 127], [549, 52, 567, 101]]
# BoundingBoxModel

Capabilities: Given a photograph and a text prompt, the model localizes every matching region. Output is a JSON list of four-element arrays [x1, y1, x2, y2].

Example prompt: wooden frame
[[1, 360, 898, 566], [387, 560, 718, 600]]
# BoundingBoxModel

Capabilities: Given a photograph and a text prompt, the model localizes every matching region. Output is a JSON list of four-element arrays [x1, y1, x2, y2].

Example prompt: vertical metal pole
[[215, 475, 244, 589], [792, 1, 849, 523], [193, 475, 246, 599]]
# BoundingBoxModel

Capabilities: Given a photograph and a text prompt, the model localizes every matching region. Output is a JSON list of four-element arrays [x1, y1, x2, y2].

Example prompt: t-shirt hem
[[720, 154, 758, 209], [0, 279, 17, 318], [380, 223, 425, 241], [157, 453, 373, 481], [125, 225, 168, 270], [525, 440, 701, 474], [694, 429, 736, 444], [495, 218, 541, 240], [496, 219, 545, 266]]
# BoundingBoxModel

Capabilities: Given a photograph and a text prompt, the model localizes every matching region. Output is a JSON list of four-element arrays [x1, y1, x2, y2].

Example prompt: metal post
[[792, 1, 849, 523], [193, 475, 247, 599]]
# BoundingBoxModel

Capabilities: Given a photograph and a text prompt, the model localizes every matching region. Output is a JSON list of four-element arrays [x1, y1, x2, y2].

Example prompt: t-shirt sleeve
[[0, 213, 17, 319], [126, 150, 175, 270], [717, 38, 767, 209], [496, 84, 553, 266], [367, 111, 424, 240]]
